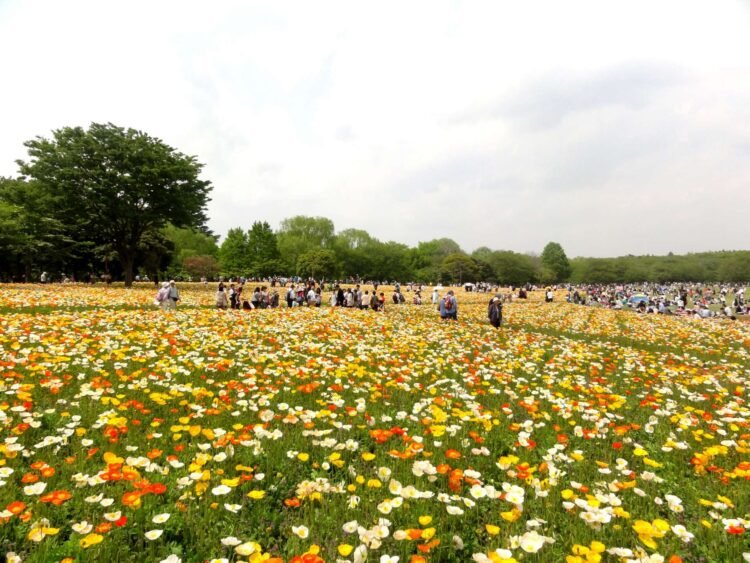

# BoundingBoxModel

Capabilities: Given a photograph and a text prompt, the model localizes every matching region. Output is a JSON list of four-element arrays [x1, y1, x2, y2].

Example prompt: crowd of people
[[155, 278, 747, 325], [564, 283, 748, 319]]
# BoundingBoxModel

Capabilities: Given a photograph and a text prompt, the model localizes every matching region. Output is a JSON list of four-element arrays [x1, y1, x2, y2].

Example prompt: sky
[[1, 0, 749, 258]]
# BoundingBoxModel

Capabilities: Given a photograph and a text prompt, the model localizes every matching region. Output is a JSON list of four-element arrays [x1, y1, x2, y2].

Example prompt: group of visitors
[[156, 278, 513, 328], [154, 281, 181, 310], [564, 283, 747, 319], [216, 282, 280, 310]]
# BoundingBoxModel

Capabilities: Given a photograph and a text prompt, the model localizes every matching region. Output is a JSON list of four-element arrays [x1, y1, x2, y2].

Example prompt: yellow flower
[[418, 515, 432, 526], [80, 533, 104, 548], [297, 453, 309, 462], [247, 490, 266, 500], [501, 508, 521, 522], [338, 544, 354, 556], [632, 519, 669, 549], [486, 524, 501, 535], [362, 452, 376, 461]]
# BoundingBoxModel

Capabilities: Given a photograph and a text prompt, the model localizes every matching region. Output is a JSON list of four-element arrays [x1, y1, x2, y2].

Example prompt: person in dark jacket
[[488, 296, 503, 328]]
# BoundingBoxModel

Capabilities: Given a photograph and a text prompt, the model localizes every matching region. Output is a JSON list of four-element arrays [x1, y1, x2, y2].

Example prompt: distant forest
[[2, 123, 749, 284]]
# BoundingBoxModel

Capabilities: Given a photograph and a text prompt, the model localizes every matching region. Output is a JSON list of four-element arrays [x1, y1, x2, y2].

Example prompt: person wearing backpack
[[438, 290, 457, 320], [488, 295, 503, 328], [444, 290, 457, 320]]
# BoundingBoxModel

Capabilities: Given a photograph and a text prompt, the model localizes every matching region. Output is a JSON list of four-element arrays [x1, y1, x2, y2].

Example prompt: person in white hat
[[167, 280, 180, 310]]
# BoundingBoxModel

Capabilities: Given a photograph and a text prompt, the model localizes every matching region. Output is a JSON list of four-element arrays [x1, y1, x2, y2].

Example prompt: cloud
[[1, 0, 749, 258]]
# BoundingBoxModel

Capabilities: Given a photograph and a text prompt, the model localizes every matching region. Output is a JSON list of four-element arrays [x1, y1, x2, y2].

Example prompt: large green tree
[[333, 228, 377, 278], [440, 253, 479, 284], [410, 238, 463, 282], [16, 123, 212, 286], [247, 221, 282, 277], [296, 248, 337, 279], [277, 216, 335, 271], [540, 241, 571, 283], [163, 224, 218, 268], [219, 227, 250, 277]]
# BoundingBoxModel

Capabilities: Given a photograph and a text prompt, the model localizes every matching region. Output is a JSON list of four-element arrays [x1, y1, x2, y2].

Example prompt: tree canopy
[[541, 241, 571, 283], [16, 123, 212, 285]]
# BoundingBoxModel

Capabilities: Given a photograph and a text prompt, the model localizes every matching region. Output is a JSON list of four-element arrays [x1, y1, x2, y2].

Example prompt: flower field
[[0, 285, 749, 563]]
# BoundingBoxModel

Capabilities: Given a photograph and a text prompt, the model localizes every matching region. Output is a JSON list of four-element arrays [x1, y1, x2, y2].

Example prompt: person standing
[[167, 280, 180, 309], [156, 281, 170, 310], [441, 290, 457, 320], [432, 287, 439, 305], [488, 296, 503, 328], [216, 284, 228, 309], [228, 283, 239, 309]]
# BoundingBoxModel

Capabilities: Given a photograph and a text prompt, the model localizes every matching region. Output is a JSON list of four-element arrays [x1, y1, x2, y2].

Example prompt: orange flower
[[40, 490, 72, 506], [445, 449, 462, 459], [407, 528, 423, 540], [122, 491, 142, 508], [6, 501, 26, 515], [417, 539, 441, 553], [148, 482, 167, 495]]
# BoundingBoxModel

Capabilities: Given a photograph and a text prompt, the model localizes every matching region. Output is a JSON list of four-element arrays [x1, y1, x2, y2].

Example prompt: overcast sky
[[1, 1, 748, 257]]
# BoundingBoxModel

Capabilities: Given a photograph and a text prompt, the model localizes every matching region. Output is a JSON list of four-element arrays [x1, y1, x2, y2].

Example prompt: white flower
[[224, 503, 241, 513], [453, 535, 464, 549], [377, 500, 393, 514], [343, 520, 359, 533], [145, 529, 163, 540], [380, 556, 399, 563], [235, 542, 257, 556], [159, 556, 181, 563], [292, 525, 309, 539], [23, 482, 47, 495], [152, 513, 171, 524], [354, 545, 368, 563], [671, 524, 694, 543], [221, 536, 241, 546], [211, 485, 231, 496], [378, 467, 392, 480], [104, 511, 122, 522], [665, 494, 684, 513], [446, 505, 464, 515], [469, 484, 487, 499], [519, 530, 553, 553], [72, 521, 93, 534]]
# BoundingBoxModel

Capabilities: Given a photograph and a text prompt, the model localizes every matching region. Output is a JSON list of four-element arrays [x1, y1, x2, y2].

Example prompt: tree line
[[1, 122, 749, 284]]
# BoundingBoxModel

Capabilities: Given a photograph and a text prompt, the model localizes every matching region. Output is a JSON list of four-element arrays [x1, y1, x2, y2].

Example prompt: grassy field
[[0, 284, 748, 563]]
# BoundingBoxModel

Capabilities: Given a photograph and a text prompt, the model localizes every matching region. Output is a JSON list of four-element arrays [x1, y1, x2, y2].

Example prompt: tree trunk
[[120, 251, 135, 287]]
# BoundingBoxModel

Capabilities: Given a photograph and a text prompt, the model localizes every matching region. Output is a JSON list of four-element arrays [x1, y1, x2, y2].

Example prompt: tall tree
[[277, 216, 335, 271], [247, 221, 281, 277], [487, 251, 538, 286], [17, 123, 212, 285], [219, 228, 250, 277], [411, 238, 463, 282], [296, 249, 337, 280], [164, 224, 218, 258], [540, 242, 571, 283], [333, 228, 377, 278], [440, 253, 479, 284]]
